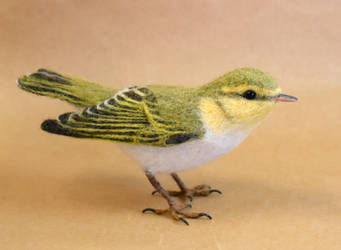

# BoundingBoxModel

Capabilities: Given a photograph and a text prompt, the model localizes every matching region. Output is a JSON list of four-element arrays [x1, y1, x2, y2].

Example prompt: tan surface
[[1, 0, 341, 249]]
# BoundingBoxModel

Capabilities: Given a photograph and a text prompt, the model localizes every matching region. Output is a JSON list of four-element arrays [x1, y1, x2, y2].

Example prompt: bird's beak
[[272, 94, 298, 102]]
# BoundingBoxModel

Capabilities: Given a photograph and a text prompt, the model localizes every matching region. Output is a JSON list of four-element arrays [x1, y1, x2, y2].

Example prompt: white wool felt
[[119, 123, 255, 174]]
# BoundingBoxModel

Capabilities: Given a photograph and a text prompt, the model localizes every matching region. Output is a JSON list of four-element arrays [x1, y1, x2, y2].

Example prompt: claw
[[187, 195, 193, 202], [179, 217, 189, 226], [198, 213, 212, 220], [151, 190, 159, 195], [142, 208, 156, 214], [209, 189, 222, 195]]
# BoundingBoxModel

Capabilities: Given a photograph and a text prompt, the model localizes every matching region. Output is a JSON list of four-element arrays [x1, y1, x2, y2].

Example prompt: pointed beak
[[272, 94, 298, 102]]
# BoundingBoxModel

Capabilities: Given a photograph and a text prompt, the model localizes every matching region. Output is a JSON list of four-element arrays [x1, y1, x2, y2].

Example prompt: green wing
[[41, 86, 201, 146]]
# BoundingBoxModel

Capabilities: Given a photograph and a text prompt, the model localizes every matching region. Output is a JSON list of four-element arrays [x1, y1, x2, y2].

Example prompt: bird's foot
[[152, 184, 222, 202], [142, 202, 212, 225]]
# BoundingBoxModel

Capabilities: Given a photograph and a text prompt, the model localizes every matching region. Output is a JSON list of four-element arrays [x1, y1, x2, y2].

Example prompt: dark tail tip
[[41, 119, 70, 136], [37, 68, 49, 73], [30, 69, 71, 85]]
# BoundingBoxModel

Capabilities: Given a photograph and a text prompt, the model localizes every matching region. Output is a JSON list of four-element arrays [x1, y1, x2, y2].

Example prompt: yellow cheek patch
[[219, 97, 274, 125], [200, 95, 275, 134], [200, 98, 228, 134]]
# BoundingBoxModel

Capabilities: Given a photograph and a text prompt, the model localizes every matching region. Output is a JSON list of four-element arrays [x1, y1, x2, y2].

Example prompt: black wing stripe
[[42, 86, 199, 146]]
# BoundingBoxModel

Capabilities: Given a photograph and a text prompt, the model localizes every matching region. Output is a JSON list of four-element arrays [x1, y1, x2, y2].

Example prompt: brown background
[[1, 0, 341, 249]]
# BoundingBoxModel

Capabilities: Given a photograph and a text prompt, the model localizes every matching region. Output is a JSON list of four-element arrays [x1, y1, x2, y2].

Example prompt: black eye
[[242, 90, 257, 100]]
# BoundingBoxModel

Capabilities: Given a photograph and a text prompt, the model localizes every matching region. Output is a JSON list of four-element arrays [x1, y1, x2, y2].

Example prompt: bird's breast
[[118, 127, 251, 174], [118, 97, 257, 174]]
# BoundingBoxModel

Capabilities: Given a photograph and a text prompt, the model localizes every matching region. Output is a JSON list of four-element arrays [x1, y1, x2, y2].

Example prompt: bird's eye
[[242, 90, 257, 100]]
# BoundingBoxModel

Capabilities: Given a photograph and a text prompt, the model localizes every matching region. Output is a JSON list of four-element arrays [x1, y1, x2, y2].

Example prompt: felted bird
[[18, 68, 297, 225]]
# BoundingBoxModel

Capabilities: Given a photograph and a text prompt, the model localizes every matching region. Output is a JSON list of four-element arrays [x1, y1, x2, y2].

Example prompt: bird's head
[[200, 68, 297, 130]]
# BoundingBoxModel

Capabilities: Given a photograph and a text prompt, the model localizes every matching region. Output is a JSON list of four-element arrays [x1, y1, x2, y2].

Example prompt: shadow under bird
[[18, 67, 297, 225]]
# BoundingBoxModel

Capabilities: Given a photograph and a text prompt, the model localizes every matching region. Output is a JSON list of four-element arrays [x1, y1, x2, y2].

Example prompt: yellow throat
[[198, 68, 286, 134]]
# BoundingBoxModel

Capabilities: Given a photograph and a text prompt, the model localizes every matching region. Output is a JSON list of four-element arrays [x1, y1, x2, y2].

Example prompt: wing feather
[[41, 86, 200, 146]]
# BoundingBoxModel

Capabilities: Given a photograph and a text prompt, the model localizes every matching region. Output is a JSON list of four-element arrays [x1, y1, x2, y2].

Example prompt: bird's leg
[[143, 171, 212, 225], [152, 173, 222, 202], [170, 172, 188, 193]]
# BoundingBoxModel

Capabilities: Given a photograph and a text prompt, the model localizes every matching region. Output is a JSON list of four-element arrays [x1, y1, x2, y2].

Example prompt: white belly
[[119, 128, 252, 174]]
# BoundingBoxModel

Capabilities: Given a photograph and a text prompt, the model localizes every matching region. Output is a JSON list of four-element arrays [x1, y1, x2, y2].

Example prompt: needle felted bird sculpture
[[18, 68, 297, 225]]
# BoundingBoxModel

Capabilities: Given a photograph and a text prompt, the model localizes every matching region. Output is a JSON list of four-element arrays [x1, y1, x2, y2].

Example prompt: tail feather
[[18, 69, 117, 107]]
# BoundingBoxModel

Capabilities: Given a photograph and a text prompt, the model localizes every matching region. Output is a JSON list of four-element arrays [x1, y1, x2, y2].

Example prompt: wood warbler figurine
[[18, 68, 297, 225]]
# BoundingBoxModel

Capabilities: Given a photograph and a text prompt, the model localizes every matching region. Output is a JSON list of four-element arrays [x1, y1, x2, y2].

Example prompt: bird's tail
[[17, 69, 117, 107]]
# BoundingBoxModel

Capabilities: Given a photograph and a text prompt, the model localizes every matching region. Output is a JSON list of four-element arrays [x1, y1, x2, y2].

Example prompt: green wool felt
[[18, 69, 116, 107], [17, 68, 280, 147]]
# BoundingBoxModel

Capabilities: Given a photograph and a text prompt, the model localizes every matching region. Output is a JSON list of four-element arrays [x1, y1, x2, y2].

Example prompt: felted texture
[[18, 69, 117, 107], [120, 125, 251, 174], [2, 0, 341, 249], [18, 68, 279, 147]]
